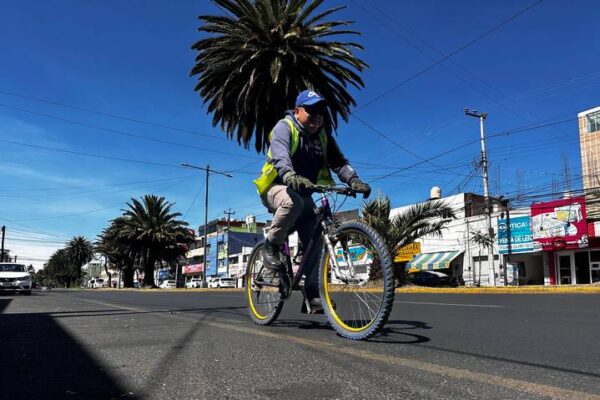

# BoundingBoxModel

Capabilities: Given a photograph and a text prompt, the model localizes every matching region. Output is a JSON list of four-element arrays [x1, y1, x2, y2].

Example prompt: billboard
[[497, 215, 534, 254], [531, 197, 588, 251]]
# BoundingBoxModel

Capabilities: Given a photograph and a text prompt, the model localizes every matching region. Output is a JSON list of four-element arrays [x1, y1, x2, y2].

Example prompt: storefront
[[182, 263, 204, 280], [497, 214, 544, 285], [553, 249, 600, 285], [531, 196, 594, 285]]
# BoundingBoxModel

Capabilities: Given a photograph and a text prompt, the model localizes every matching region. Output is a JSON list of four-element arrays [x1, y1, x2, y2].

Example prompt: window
[[587, 111, 600, 133], [591, 251, 600, 262], [472, 255, 499, 263], [229, 256, 239, 264], [217, 242, 226, 253], [243, 254, 250, 263]]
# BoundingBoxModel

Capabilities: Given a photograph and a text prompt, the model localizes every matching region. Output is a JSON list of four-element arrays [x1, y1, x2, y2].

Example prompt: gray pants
[[261, 184, 322, 299]]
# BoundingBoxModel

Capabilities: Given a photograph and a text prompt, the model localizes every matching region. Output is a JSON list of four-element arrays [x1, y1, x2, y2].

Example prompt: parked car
[[209, 277, 236, 288], [405, 271, 457, 287], [0, 263, 32, 295], [87, 278, 108, 289], [159, 280, 176, 289], [185, 278, 202, 288]]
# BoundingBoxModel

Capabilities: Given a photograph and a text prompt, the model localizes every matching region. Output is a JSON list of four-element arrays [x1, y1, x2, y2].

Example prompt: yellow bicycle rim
[[323, 253, 375, 333]]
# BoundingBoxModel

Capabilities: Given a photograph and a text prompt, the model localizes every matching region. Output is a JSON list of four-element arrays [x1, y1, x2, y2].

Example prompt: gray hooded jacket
[[268, 111, 358, 185]]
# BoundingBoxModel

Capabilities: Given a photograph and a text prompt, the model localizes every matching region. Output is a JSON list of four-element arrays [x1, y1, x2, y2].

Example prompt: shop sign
[[589, 221, 600, 238], [531, 197, 588, 251], [394, 242, 421, 262], [497, 215, 535, 254], [183, 263, 204, 274], [158, 270, 170, 280]]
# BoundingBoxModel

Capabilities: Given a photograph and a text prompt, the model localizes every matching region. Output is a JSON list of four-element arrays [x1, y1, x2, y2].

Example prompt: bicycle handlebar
[[311, 185, 360, 197]]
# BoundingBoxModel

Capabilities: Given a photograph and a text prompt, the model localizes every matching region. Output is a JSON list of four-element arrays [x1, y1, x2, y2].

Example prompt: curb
[[90, 286, 600, 294]]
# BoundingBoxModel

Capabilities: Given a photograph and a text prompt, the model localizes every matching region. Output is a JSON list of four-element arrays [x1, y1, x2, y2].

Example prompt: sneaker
[[301, 297, 325, 314], [262, 239, 284, 271]]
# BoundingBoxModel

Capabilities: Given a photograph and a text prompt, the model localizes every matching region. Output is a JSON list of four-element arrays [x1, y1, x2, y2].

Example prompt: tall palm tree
[[64, 236, 94, 283], [120, 195, 194, 287], [191, 0, 368, 152], [362, 194, 456, 282]]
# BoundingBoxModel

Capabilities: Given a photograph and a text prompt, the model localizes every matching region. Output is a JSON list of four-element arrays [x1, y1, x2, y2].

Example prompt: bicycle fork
[[322, 227, 362, 284]]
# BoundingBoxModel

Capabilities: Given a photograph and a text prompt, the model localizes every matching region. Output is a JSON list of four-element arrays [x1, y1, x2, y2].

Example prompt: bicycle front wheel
[[319, 221, 395, 340], [246, 241, 284, 325]]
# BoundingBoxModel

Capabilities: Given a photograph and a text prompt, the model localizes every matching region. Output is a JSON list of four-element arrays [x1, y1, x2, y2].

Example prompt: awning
[[405, 251, 462, 272]]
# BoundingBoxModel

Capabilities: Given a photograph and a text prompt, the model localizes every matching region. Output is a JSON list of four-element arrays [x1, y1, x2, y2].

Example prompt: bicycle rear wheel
[[319, 221, 395, 340], [246, 241, 284, 325]]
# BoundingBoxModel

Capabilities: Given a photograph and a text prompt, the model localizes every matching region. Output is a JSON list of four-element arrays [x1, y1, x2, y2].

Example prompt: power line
[[370, 117, 575, 183], [0, 89, 226, 141], [354, 0, 544, 112], [9, 176, 193, 222], [0, 102, 260, 160], [0, 138, 182, 168]]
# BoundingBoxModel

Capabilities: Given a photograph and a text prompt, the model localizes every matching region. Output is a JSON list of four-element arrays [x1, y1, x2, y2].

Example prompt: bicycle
[[245, 185, 395, 340]]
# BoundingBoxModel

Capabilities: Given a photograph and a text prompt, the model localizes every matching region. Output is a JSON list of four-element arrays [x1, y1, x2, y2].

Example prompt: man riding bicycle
[[253, 89, 371, 314]]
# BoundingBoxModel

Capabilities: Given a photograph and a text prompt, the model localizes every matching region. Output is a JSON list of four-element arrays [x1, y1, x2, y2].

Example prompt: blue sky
[[1, 0, 599, 268]]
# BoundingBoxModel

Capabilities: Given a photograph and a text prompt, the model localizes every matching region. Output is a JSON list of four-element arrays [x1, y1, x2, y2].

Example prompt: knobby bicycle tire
[[319, 221, 395, 340], [246, 241, 285, 325]]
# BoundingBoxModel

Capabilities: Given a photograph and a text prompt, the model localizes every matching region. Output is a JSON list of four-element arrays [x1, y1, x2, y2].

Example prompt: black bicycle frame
[[284, 194, 333, 291]]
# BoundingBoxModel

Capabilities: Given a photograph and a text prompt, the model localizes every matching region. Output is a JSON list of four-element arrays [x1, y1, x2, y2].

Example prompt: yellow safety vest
[[253, 119, 334, 194]]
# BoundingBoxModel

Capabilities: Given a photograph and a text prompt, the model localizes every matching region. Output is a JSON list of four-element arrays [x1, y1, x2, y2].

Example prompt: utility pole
[[181, 163, 232, 287], [465, 108, 496, 286], [1, 225, 5, 263], [224, 208, 236, 231], [223, 208, 235, 278]]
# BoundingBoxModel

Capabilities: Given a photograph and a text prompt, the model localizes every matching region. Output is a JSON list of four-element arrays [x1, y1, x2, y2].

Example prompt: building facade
[[578, 106, 600, 221], [182, 216, 266, 286]]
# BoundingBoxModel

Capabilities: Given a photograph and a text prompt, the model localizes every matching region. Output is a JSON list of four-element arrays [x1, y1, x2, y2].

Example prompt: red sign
[[182, 263, 203, 274], [531, 197, 588, 251], [589, 221, 600, 238]]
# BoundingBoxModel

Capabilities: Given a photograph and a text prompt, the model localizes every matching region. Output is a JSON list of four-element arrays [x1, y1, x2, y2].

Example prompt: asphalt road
[[1, 289, 599, 400]]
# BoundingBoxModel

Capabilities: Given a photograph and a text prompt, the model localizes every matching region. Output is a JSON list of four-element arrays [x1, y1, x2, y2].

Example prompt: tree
[[64, 236, 94, 282], [119, 195, 194, 287], [361, 194, 456, 283], [470, 231, 495, 287], [45, 248, 76, 288], [191, 0, 368, 152], [97, 217, 132, 287]]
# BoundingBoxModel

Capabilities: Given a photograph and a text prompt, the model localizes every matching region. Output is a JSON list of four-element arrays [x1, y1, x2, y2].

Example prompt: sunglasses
[[301, 105, 327, 116]]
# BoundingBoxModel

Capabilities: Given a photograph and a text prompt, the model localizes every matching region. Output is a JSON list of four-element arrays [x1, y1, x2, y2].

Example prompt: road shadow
[[272, 319, 333, 331], [0, 298, 11, 313], [368, 320, 432, 344], [0, 310, 137, 399]]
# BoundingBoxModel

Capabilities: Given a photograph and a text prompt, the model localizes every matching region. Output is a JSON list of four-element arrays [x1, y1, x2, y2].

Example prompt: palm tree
[[191, 0, 368, 152], [64, 236, 94, 283], [120, 195, 194, 287], [362, 194, 456, 283], [97, 217, 138, 288], [470, 231, 495, 287], [45, 248, 74, 288]]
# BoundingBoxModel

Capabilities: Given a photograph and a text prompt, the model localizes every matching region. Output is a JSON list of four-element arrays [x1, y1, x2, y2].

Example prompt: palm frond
[[191, 0, 368, 152]]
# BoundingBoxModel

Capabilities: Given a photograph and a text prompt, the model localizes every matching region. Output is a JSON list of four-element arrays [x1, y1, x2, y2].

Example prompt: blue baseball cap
[[295, 90, 326, 107]]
